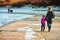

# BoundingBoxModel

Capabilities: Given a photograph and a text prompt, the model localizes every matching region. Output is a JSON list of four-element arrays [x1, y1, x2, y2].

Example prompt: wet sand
[[0, 32, 25, 40]]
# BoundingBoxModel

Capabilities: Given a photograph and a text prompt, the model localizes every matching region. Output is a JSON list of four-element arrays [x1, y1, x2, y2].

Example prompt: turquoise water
[[0, 13, 34, 26]]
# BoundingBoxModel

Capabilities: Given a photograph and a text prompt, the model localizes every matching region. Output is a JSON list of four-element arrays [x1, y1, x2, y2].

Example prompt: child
[[41, 15, 46, 31]]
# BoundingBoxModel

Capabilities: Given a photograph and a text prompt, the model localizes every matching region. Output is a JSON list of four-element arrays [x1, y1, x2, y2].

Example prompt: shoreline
[[0, 12, 60, 40], [0, 14, 60, 30], [0, 13, 60, 27], [0, 19, 60, 40], [0, 13, 35, 27], [0, 13, 42, 27]]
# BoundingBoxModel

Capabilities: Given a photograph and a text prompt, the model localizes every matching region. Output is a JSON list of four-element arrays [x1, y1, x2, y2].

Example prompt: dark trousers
[[41, 24, 45, 31], [47, 23, 51, 31]]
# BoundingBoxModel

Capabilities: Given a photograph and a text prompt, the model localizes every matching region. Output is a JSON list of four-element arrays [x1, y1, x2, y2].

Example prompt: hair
[[48, 7, 53, 12], [43, 15, 45, 17]]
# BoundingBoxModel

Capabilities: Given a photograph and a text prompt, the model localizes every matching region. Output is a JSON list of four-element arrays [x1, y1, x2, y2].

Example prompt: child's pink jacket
[[41, 17, 46, 24]]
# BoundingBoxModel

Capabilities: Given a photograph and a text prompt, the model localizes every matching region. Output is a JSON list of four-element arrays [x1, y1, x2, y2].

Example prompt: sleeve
[[46, 12, 48, 21], [46, 12, 48, 18]]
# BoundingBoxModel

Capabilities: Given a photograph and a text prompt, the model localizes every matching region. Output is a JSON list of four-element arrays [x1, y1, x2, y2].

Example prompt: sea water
[[0, 13, 34, 26]]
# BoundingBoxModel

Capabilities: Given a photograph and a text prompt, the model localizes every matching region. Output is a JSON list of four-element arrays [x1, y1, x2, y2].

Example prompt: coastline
[[0, 13, 60, 40]]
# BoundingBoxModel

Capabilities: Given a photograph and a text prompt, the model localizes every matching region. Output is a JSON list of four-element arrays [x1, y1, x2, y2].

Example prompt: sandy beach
[[0, 15, 60, 40]]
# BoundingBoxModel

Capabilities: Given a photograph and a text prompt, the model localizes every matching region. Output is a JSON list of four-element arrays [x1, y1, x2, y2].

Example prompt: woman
[[46, 7, 54, 32]]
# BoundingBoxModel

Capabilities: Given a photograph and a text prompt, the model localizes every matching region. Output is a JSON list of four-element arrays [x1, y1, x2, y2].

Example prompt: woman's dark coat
[[46, 11, 53, 24]]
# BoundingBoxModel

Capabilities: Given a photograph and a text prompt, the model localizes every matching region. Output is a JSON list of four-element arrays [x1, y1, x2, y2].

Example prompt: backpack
[[50, 12, 55, 18], [52, 13, 55, 18]]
